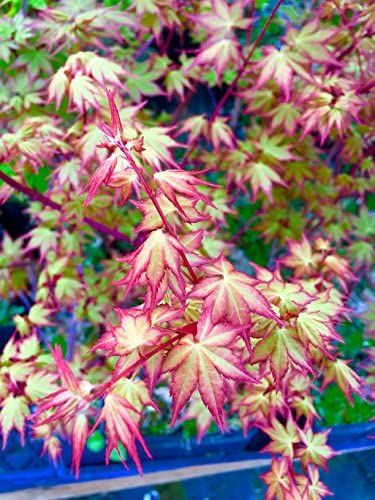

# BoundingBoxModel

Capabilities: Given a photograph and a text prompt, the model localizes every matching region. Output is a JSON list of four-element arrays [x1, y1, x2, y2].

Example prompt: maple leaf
[[322, 359, 363, 403], [179, 115, 209, 144], [190, 38, 241, 79], [83, 149, 135, 205], [210, 117, 236, 152], [301, 466, 333, 500], [296, 428, 335, 469], [295, 301, 343, 350], [126, 61, 163, 102], [254, 46, 309, 100], [113, 378, 158, 422], [262, 417, 300, 458], [246, 161, 287, 203], [93, 309, 166, 358], [164, 312, 255, 429], [28, 303, 53, 327], [71, 413, 89, 478], [116, 229, 190, 307], [134, 194, 207, 232], [0, 395, 30, 448], [83, 54, 127, 87], [164, 69, 193, 100], [92, 392, 152, 474], [191, 255, 277, 325], [179, 392, 214, 443], [257, 134, 294, 163], [48, 68, 70, 109], [300, 90, 363, 144], [154, 169, 217, 214], [140, 126, 181, 170], [252, 326, 311, 386], [190, 0, 252, 39], [261, 457, 300, 500], [69, 73, 102, 114], [27, 227, 58, 260], [270, 102, 300, 136], [285, 21, 336, 64], [25, 371, 58, 401], [32, 345, 91, 425], [281, 235, 321, 277]]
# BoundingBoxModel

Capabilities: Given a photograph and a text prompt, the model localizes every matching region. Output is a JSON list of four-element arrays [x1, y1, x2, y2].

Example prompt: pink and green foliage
[[0, 0, 374, 497]]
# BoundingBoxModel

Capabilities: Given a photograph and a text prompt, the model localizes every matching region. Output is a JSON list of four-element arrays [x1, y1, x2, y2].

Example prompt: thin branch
[[0, 171, 131, 244], [210, 0, 285, 122]]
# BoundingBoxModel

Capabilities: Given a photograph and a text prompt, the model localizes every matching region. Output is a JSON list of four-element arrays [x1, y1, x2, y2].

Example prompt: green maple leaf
[[126, 61, 163, 102]]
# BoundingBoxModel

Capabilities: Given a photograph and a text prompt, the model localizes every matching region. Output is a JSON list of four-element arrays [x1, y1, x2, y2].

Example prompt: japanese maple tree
[[0, 0, 374, 498]]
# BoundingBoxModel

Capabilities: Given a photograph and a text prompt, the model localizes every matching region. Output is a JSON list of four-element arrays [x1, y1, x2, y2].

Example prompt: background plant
[[0, 0, 374, 498]]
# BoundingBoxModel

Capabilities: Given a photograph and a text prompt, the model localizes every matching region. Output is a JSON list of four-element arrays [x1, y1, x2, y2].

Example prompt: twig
[[0, 171, 131, 244], [210, 0, 285, 122]]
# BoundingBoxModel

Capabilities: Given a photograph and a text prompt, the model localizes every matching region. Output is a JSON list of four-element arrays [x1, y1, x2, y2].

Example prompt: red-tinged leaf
[[247, 161, 287, 203], [116, 229, 191, 307], [134, 195, 207, 232], [261, 456, 300, 500], [52, 344, 79, 393], [103, 88, 123, 138], [83, 150, 135, 206], [190, 38, 241, 79], [92, 392, 152, 474], [285, 21, 337, 64], [154, 169, 217, 214], [179, 115, 209, 144], [210, 117, 236, 152], [140, 126, 182, 170], [164, 312, 255, 430], [41, 436, 62, 468], [322, 359, 363, 403], [93, 309, 166, 358], [0, 395, 30, 448], [84, 56, 126, 87], [32, 346, 91, 425], [254, 46, 309, 100], [178, 392, 213, 443], [305, 466, 333, 500], [113, 378, 158, 423], [262, 417, 300, 459], [25, 371, 58, 402], [28, 303, 53, 327], [281, 235, 321, 277], [189, 0, 252, 38], [71, 413, 89, 478], [48, 67, 69, 109], [191, 255, 278, 325], [300, 90, 363, 145], [69, 74, 102, 114], [252, 326, 311, 387], [296, 428, 335, 469]]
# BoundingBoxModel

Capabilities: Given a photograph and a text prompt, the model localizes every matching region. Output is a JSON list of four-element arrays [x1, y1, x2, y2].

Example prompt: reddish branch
[[0, 171, 131, 244], [210, 0, 285, 122]]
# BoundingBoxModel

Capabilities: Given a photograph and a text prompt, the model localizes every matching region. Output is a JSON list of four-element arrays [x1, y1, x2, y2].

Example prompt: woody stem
[[0, 171, 131, 244], [116, 142, 199, 284]]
